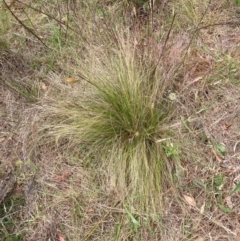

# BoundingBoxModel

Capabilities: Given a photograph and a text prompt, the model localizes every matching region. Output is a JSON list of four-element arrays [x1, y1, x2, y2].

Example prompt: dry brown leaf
[[0, 136, 6, 143], [57, 229, 65, 241], [64, 77, 77, 84], [222, 124, 231, 130], [55, 172, 71, 182], [211, 147, 222, 163], [58, 235, 65, 241], [195, 238, 204, 241], [183, 194, 196, 207], [40, 81, 47, 90]]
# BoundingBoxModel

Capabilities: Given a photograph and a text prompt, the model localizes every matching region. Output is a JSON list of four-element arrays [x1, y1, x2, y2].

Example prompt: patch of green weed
[[0, 194, 25, 241]]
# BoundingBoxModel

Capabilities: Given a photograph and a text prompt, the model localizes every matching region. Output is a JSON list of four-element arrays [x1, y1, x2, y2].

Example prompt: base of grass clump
[[38, 31, 178, 212]]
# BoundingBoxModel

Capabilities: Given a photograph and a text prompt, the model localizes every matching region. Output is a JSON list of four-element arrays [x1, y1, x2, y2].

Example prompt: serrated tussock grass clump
[[41, 33, 177, 211]]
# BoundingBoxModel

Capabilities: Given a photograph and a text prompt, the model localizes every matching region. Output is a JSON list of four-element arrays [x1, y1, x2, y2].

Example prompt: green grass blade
[[230, 182, 240, 195]]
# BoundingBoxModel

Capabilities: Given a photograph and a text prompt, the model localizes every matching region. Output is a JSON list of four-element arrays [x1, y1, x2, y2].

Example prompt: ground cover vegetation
[[1, 0, 240, 240]]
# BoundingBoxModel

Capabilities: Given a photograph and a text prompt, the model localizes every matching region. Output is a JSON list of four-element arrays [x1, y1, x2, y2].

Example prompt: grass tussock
[[38, 30, 179, 211]]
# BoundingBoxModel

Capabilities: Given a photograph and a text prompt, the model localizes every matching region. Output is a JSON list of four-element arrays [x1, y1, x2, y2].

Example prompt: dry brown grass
[[1, 0, 240, 240]]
